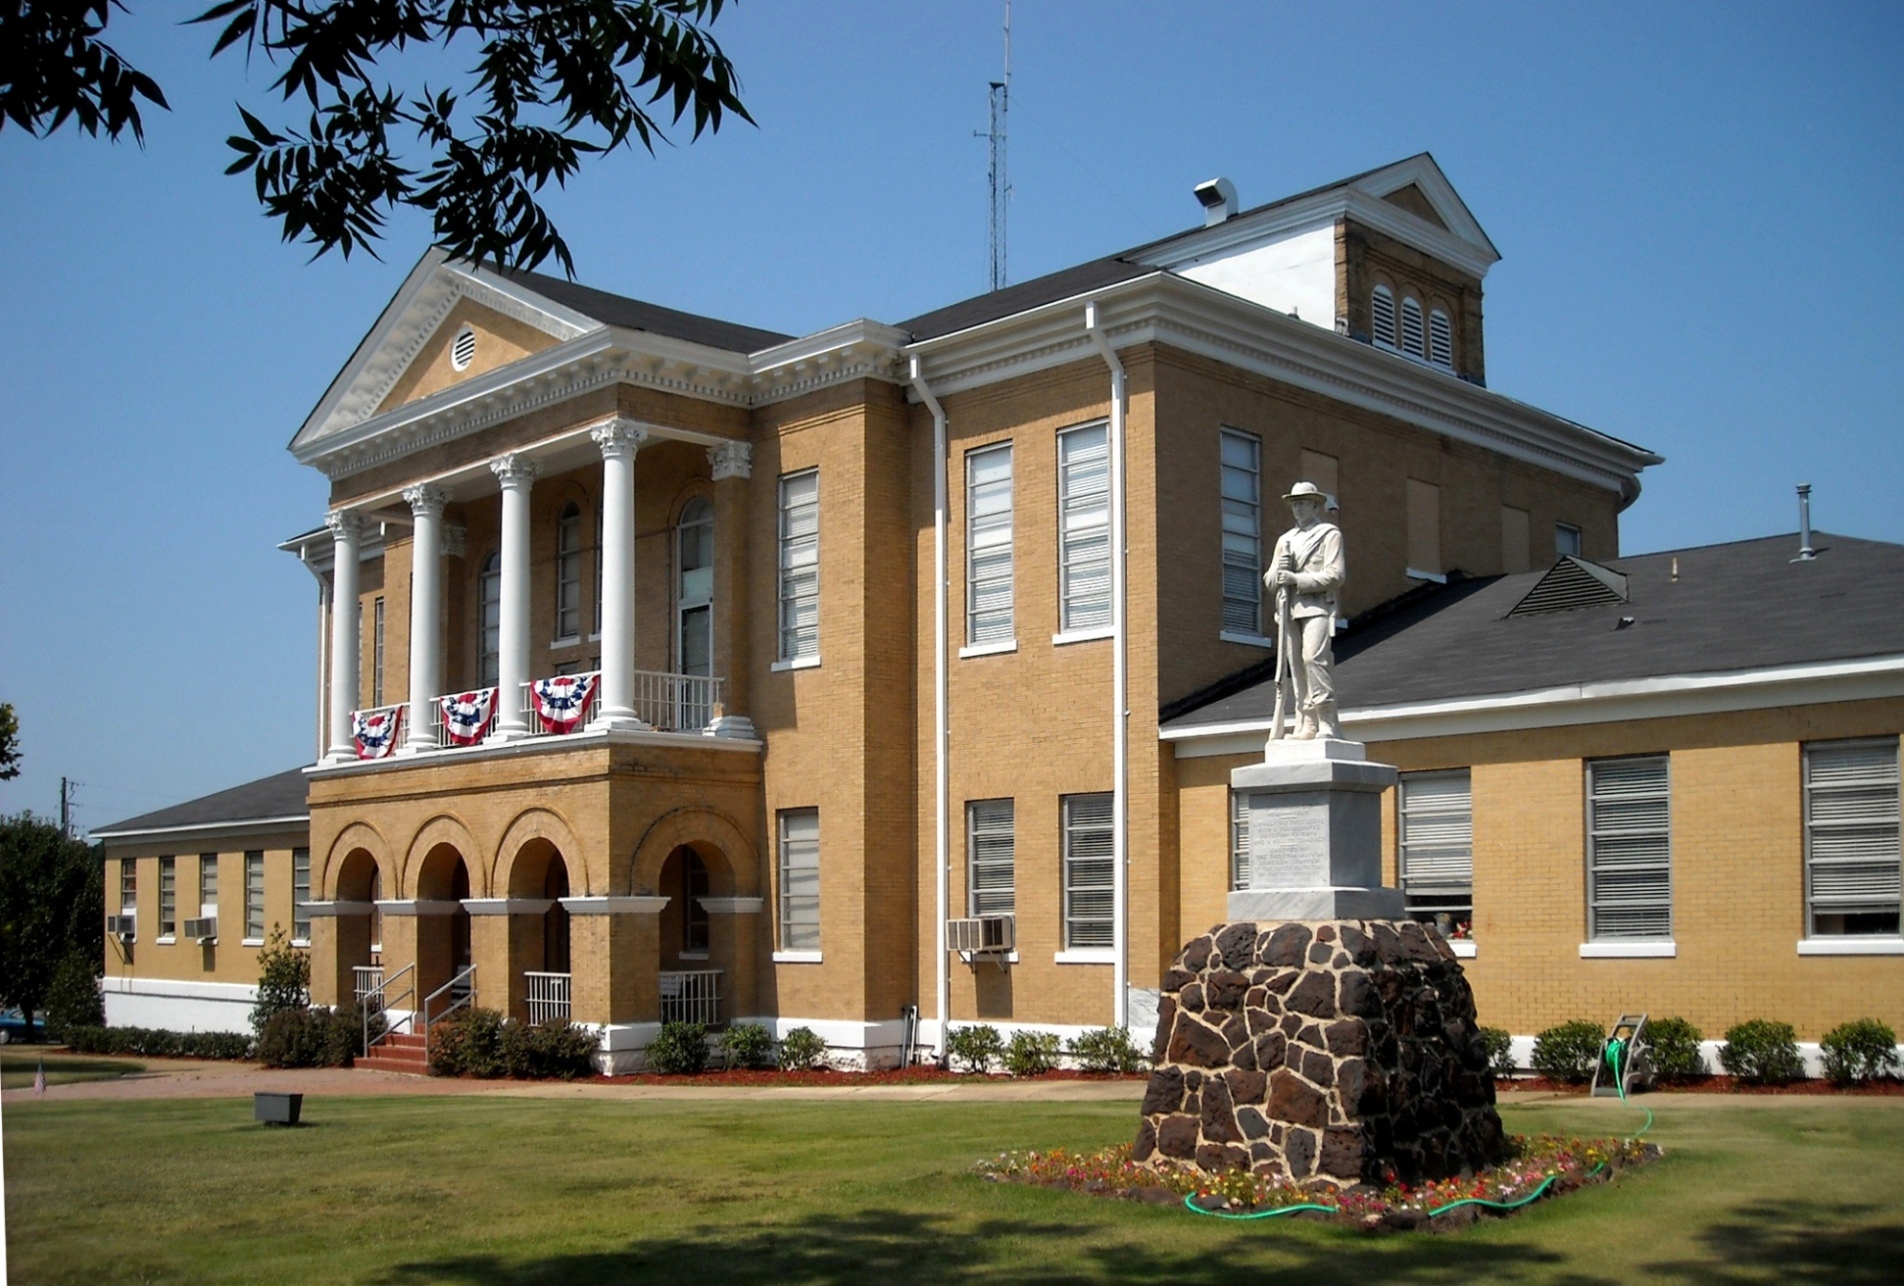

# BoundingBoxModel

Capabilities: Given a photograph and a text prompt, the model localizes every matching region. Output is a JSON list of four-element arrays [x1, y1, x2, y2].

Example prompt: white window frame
[[1230, 790, 1250, 891], [965, 444, 1015, 647], [1586, 756, 1672, 941], [777, 809, 820, 952], [1399, 770, 1474, 938], [554, 502, 583, 643], [1556, 523, 1583, 559], [1219, 428, 1262, 636], [292, 847, 311, 944], [677, 497, 714, 678], [158, 856, 176, 939], [777, 470, 820, 663], [478, 552, 501, 687], [1371, 284, 1397, 349], [1061, 793, 1114, 949], [244, 850, 266, 943], [1804, 737, 1901, 939], [967, 799, 1015, 917], [1057, 424, 1111, 633]]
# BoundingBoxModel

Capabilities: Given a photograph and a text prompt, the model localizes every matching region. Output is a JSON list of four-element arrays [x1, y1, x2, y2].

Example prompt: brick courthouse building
[[94, 156, 1902, 1069]]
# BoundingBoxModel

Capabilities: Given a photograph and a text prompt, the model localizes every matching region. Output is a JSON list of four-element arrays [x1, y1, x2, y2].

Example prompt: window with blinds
[[1587, 757, 1672, 940], [293, 847, 311, 943], [1400, 771, 1473, 935], [966, 444, 1014, 645], [372, 596, 385, 705], [199, 852, 218, 910], [1058, 425, 1111, 631], [1805, 738, 1901, 937], [120, 859, 136, 914], [1062, 793, 1114, 947], [778, 471, 820, 661], [478, 552, 501, 687], [778, 809, 820, 950], [968, 799, 1015, 917], [1428, 308, 1454, 370], [1371, 285, 1397, 349], [1219, 429, 1261, 635], [1400, 296, 1426, 359], [555, 502, 582, 641], [1230, 790, 1250, 891], [159, 856, 176, 937], [245, 850, 266, 940]]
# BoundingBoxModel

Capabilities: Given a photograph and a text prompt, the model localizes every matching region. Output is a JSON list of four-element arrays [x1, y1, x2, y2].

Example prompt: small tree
[[0, 813, 103, 1032], [0, 703, 20, 779], [45, 950, 105, 1040], [250, 926, 309, 1036]]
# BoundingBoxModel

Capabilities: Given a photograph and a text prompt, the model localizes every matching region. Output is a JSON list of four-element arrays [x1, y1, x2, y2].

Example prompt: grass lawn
[[4, 1094, 1901, 1284], [0, 1052, 142, 1091]]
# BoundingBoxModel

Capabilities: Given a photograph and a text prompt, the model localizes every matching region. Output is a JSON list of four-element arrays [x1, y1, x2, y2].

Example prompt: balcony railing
[[631, 671, 721, 733], [525, 970, 571, 1025], [353, 965, 384, 1005], [660, 969, 721, 1026]]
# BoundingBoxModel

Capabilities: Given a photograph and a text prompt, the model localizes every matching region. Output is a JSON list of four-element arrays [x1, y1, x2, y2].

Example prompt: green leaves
[[0, 1, 170, 144]]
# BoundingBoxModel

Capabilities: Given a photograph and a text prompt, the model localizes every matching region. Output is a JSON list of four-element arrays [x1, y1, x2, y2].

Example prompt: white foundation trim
[[561, 896, 669, 915], [772, 950, 823, 964], [1579, 940, 1676, 958], [101, 976, 258, 1035], [1797, 937, 1904, 956]]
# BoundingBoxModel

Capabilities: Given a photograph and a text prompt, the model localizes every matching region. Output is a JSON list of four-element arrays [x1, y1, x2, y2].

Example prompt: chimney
[[1194, 177, 1238, 227], [1795, 484, 1816, 562]]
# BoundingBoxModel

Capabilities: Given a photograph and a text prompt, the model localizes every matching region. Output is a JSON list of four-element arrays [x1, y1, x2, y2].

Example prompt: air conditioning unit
[[105, 914, 135, 941], [184, 917, 218, 944], [947, 914, 1015, 955]]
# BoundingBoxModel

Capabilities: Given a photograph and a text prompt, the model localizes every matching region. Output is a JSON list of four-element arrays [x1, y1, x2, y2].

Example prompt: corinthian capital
[[402, 483, 449, 517], [325, 509, 363, 541], [490, 454, 540, 487], [591, 418, 650, 458], [708, 439, 753, 481]]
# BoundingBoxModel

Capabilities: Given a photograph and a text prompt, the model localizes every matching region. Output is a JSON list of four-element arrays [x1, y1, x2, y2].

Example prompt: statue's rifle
[[1268, 547, 1294, 740]]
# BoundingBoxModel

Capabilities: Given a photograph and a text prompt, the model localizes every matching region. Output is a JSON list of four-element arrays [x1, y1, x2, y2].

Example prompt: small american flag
[[33, 1058, 46, 1095]]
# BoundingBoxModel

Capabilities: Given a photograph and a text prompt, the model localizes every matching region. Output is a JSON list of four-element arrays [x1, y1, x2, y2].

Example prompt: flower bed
[[975, 1134, 1659, 1231]]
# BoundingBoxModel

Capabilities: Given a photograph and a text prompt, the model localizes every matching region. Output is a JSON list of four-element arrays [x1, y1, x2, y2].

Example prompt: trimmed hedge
[[1003, 1030, 1061, 1077], [1531, 1019, 1605, 1084], [1647, 1016, 1707, 1080], [719, 1022, 774, 1070], [1066, 1026, 1148, 1074], [1820, 1018, 1900, 1086], [257, 1004, 382, 1068], [1477, 1026, 1516, 1077], [1720, 1019, 1805, 1085], [426, 1007, 599, 1080], [644, 1021, 710, 1075], [778, 1026, 827, 1071], [947, 1024, 1004, 1074], [64, 1026, 252, 1060]]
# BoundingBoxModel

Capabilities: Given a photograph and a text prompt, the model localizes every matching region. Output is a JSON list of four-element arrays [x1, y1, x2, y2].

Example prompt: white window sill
[[1405, 568, 1448, 584], [958, 639, 1018, 659], [1796, 937, 1904, 956], [1051, 627, 1113, 647], [242, 938, 265, 948], [677, 951, 709, 961], [551, 635, 582, 649], [156, 935, 177, 945], [1219, 630, 1276, 649], [1579, 940, 1676, 958], [1054, 948, 1115, 965], [959, 950, 1021, 964], [772, 950, 822, 964], [291, 939, 311, 949], [771, 656, 821, 672], [1447, 940, 1477, 958]]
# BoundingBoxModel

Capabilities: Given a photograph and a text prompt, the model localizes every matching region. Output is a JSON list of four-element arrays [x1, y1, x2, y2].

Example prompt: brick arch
[[401, 813, 485, 898], [629, 806, 757, 899], [491, 806, 590, 896], [321, 821, 393, 900]]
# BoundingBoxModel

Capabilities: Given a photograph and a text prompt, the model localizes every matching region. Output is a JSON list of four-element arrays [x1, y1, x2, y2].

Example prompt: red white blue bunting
[[530, 673, 598, 734], [352, 705, 403, 759], [438, 688, 496, 746]]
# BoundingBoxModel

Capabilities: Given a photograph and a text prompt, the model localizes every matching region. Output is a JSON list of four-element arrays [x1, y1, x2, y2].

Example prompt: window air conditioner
[[947, 914, 1015, 955], [184, 917, 218, 944], [106, 915, 135, 940]]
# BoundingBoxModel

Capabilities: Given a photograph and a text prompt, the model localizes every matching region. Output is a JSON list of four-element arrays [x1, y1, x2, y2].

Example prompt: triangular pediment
[[1381, 182, 1448, 230]]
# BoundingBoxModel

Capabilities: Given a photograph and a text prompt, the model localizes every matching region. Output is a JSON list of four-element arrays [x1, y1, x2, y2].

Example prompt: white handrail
[[362, 962, 415, 1055], [525, 970, 571, 1025]]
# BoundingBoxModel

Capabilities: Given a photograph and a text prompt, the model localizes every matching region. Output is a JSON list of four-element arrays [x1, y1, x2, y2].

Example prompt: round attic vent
[[450, 327, 477, 370]]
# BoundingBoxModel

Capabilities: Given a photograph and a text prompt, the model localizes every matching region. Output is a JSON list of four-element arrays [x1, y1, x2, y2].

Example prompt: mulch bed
[[577, 1067, 1150, 1087], [1497, 1075, 1904, 1096]]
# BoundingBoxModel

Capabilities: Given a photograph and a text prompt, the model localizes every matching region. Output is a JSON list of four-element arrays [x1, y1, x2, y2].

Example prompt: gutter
[[908, 356, 952, 1064]]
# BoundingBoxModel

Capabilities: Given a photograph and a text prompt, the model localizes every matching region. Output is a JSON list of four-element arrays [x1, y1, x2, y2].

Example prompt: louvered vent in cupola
[[451, 327, 477, 370], [1428, 308, 1453, 369], [1401, 297, 1426, 358], [1371, 285, 1397, 349], [1508, 556, 1629, 617]]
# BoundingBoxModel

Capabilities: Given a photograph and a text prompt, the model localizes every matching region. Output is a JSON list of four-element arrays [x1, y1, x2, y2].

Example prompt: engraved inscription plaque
[[1247, 793, 1331, 889]]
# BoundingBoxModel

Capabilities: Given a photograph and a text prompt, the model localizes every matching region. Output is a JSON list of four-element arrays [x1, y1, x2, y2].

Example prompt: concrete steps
[[355, 1030, 429, 1076]]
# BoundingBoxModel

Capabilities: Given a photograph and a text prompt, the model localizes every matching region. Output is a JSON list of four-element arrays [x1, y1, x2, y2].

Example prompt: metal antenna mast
[[982, 1, 1011, 291]]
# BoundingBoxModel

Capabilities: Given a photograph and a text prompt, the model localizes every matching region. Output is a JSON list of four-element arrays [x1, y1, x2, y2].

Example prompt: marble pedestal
[[1227, 738, 1405, 921]]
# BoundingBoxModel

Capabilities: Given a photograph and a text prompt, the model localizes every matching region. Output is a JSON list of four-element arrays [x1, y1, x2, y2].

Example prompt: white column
[[324, 510, 364, 763], [590, 419, 649, 731], [490, 454, 538, 740], [402, 484, 448, 751]]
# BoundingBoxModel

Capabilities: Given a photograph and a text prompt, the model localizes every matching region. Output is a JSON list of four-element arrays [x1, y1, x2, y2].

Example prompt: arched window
[[554, 502, 582, 641], [1400, 296, 1425, 359], [478, 552, 501, 687], [677, 497, 714, 682], [1371, 284, 1397, 349], [1428, 308, 1454, 370]]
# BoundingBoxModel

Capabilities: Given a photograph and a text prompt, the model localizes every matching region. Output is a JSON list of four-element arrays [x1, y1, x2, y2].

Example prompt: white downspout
[[1084, 302, 1130, 1031], [909, 355, 952, 1063]]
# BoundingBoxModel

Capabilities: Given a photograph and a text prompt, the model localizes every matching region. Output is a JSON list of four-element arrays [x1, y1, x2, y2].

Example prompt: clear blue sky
[[2, 2, 1899, 830]]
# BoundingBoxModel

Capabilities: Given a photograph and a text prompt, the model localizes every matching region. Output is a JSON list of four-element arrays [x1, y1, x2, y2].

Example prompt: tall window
[[967, 799, 1015, 917], [1219, 429, 1261, 634], [1058, 425, 1111, 631], [677, 498, 714, 677], [1587, 757, 1672, 940], [1062, 793, 1114, 948], [1804, 738, 1901, 937], [1371, 285, 1397, 349], [680, 851, 711, 953], [555, 502, 582, 641], [245, 851, 266, 941], [478, 552, 501, 686], [1400, 771, 1474, 937], [1428, 308, 1454, 370], [372, 596, 385, 705], [292, 847, 311, 943], [1556, 523, 1583, 558], [120, 860, 136, 913], [965, 444, 1015, 645], [778, 471, 820, 661], [1400, 296, 1426, 359], [777, 809, 820, 950], [1230, 790, 1250, 891], [158, 856, 176, 937], [199, 852, 218, 911]]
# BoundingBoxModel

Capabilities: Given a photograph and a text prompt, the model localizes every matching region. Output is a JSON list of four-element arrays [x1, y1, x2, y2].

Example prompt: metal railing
[[352, 965, 384, 1005], [631, 671, 722, 732], [422, 963, 477, 1035], [660, 969, 721, 1026], [525, 971, 572, 1025], [362, 962, 415, 1055]]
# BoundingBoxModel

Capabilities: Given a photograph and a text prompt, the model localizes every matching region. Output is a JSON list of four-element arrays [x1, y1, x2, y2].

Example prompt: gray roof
[[92, 768, 310, 838], [499, 268, 794, 354], [1164, 532, 1904, 731]]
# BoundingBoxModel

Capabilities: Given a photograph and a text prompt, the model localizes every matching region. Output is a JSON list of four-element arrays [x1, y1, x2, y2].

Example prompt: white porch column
[[402, 484, 448, 751], [590, 420, 649, 731], [490, 454, 539, 740], [324, 509, 364, 763]]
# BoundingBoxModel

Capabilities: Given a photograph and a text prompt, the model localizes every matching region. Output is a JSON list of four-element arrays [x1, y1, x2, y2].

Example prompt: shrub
[[720, 1022, 774, 1070], [63, 1026, 251, 1060], [1647, 1016, 1707, 1081], [500, 1019, 600, 1080], [248, 927, 309, 1037], [1531, 1019, 1605, 1084], [1478, 1026, 1516, 1077], [1003, 1030, 1061, 1077], [1720, 1019, 1806, 1085], [645, 1021, 709, 1075], [1820, 1018, 1900, 1086], [44, 951, 104, 1041], [258, 1005, 382, 1068], [778, 1026, 827, 1072], [947, 1024, 1004, 1074], [1067, 1026, 1147, 1074], [428, 1007, 510, 1078]]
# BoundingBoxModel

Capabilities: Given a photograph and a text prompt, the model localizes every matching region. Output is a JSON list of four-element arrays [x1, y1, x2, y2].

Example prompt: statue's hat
[[1282, 480, 1327, 503]]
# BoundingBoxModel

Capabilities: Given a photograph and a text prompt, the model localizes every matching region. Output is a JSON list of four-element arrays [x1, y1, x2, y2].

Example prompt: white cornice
[[1164, 654, 1904, 757], [91, 815, 309, 845]]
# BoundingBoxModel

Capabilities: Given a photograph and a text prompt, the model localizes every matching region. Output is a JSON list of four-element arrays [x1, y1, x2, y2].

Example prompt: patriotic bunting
[[439, 688, 497, 746], [530, 673, 598, 734], [352, 705, 404, 759]]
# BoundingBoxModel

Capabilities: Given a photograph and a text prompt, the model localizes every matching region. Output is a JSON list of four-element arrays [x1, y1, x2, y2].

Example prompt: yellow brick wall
[[102, 834, 309, 991]]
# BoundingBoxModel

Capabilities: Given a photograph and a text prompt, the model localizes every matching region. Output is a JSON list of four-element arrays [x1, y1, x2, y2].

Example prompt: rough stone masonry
[[1135, 918, 1507, 1187]]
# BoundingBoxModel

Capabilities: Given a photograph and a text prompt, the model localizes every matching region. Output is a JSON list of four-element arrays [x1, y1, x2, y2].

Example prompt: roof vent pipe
[[1795, 484, 1816, 562], [1194, 177, 1238, 226]]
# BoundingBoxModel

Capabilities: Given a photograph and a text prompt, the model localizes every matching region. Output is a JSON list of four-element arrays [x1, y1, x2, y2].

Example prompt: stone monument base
[[1135, 918, 1506, 1187]]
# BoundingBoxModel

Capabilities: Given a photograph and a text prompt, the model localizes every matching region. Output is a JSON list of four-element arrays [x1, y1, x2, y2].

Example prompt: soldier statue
[[1266, 481, 1345, 740]]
